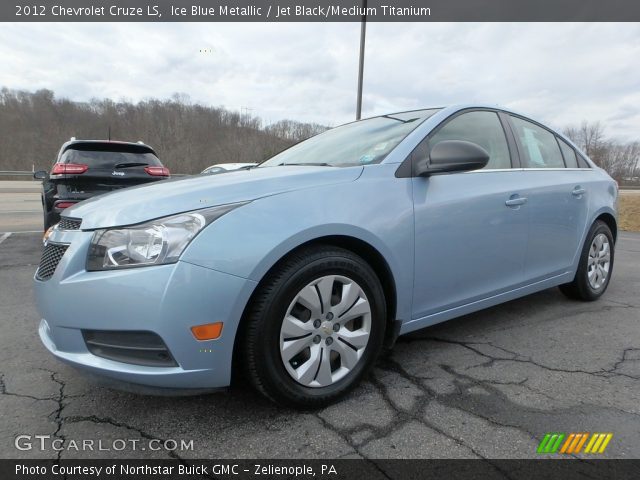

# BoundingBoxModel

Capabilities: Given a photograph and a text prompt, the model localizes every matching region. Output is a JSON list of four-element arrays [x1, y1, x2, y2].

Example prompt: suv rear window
[[60, 143, 162, 169]]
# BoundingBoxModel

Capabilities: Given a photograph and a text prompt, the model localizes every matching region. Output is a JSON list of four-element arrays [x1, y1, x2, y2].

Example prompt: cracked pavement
[[0, 231, 638, 460]]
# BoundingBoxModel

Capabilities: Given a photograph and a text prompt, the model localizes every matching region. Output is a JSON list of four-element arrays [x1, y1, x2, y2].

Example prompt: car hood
[[67, 166, 364, 229]]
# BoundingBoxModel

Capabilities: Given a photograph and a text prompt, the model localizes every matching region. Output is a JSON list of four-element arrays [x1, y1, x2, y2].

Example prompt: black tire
[[559, 220, 614, 301], [240, 245, 386, 409], [43, 214, 53, 232], [42, 197, 51, 231], [42, 201, 57, 232]]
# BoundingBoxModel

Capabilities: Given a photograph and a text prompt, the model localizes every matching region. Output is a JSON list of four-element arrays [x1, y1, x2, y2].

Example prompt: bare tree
[[0, 88, 327, 174], [564, 120, 640, 183], [564, 120, 605, 158]]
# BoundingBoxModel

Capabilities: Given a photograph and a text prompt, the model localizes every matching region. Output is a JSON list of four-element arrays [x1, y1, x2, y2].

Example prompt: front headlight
[[86, 203, 246, 271]]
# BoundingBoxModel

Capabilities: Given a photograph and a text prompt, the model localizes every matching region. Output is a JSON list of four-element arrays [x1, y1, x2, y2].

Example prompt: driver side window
[[414, 111, 512, 170]]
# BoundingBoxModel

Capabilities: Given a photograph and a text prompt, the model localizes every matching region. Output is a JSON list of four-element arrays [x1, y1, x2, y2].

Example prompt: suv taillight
[[52, 163, 88, 175], [144, 166, 170, 177]]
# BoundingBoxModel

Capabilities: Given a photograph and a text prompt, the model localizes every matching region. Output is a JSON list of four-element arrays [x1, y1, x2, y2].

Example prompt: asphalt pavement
[[0, 181, 42, 233], [0, 183, 638, 460]]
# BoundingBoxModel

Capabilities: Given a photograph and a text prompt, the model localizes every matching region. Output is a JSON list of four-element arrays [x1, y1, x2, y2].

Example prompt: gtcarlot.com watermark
[[14, 434, 194, 452]]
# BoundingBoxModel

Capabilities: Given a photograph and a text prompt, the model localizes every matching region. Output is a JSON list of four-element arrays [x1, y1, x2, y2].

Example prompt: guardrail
[[0, 171, 191, 178], [0, 170, 35, 177]]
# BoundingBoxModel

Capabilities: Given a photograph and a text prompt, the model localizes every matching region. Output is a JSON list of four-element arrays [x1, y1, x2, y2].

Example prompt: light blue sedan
[[34, 105, 617, 407]]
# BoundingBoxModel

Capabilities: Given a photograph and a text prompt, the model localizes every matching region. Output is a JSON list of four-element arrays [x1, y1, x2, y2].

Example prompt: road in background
[[0, 181, 42, 232]]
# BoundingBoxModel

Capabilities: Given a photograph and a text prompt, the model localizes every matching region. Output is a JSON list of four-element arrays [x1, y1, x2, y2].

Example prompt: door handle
[[572, 187, 586, 196], [505, 196, 528, 207]]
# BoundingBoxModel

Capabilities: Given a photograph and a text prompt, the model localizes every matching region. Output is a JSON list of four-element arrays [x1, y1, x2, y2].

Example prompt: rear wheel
[[240, 245, 386, 408], [559, 220, 614, 301]]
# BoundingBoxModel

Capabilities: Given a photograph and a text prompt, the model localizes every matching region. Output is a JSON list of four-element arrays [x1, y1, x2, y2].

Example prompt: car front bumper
[[34, 229, 257, 392]]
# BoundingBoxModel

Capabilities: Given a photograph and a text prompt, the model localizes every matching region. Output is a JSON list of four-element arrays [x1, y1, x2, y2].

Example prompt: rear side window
[[425, 111, 511, 169], [509, 116, 564, 168], [557, 138, 579, 168], [577, 154, 591, 168]]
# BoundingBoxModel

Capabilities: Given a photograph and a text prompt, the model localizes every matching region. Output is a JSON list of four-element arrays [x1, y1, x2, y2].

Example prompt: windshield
[[260, 109, 440, 168]]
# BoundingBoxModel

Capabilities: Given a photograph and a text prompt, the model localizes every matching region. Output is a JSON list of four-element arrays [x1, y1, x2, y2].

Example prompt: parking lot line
[[0, 232, 11, 245]]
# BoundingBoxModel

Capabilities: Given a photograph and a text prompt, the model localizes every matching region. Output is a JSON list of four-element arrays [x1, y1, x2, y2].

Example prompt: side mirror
[[33, 170, 48, 180], [415, 140, 489, 177]]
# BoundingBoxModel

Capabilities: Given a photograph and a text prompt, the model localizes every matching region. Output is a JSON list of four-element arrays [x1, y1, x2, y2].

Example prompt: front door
[[411, 110, 529, 321]]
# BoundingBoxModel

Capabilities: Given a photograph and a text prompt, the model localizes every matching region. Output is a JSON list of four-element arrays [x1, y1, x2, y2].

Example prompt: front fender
[[181, 164, 415, 324]]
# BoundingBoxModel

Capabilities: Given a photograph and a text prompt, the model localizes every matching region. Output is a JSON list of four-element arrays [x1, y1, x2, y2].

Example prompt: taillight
[[54, 201, 77, 210], [52, 163, 88, 175], [144, 166, 170, 177]]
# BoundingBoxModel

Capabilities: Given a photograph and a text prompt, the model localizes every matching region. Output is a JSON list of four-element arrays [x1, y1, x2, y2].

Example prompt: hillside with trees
[[0, 88, 327, 173], [0, 88, 638, 183]]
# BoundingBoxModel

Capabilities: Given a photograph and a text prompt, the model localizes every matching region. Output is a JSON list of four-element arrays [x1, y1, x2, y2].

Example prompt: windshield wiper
[[278, 162, 333, 167], [114, 162, 149, 168]]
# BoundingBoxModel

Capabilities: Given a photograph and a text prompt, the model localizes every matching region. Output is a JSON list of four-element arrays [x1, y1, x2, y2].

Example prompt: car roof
[[378, 104, 535, 122], [369, 103, 595, 168], [389, 104, 572, 138], [438, 103, 589, 159]]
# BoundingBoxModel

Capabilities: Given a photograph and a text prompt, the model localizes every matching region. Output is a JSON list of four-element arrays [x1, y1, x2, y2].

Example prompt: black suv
[[34, 139, 170, 230]]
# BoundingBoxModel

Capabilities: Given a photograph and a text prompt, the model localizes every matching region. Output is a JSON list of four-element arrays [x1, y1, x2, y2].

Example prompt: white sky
[[1, 22, 639, 139]]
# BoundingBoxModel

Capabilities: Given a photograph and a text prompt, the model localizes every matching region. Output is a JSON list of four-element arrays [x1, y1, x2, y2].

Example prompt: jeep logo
[[111, 171, 125, 176]]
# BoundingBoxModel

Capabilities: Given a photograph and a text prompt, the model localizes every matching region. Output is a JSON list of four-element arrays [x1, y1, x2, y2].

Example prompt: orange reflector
[[190, 322, 223, 341]]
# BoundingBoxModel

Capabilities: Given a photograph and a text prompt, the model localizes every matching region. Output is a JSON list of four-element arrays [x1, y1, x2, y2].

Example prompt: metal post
[[356, 0, 367, 120]]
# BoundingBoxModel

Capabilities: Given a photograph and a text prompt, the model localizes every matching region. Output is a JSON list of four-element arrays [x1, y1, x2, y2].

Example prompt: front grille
[[36, 243, 69, 281], [58, 216, 82, 230], [82, 330, 178, 367]]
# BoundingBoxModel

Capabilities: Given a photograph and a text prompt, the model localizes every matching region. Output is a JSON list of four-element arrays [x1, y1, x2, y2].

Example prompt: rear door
[[507, 115, 590, 281], [411, 110, 530, 321], [59, 143, 165, 198]]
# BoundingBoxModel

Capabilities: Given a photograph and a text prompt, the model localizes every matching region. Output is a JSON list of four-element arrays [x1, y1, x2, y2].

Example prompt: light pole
[[356, 0, 367, 120]]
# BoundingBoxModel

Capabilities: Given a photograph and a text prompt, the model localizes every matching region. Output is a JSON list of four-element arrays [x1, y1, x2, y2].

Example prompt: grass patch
[[619, 193, 640, 232]]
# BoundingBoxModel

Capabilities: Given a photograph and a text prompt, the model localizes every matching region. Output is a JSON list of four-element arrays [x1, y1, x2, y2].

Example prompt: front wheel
[[559, 220, 614, 301], [240, 245, 386, 408]]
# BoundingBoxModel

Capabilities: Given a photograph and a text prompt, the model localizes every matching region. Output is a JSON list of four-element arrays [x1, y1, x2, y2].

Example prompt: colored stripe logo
[[537, 433, 613, 454]]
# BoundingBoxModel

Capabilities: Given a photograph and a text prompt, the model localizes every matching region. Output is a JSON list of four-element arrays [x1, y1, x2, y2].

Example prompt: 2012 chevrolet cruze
[[35, 105, 617, 408]]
